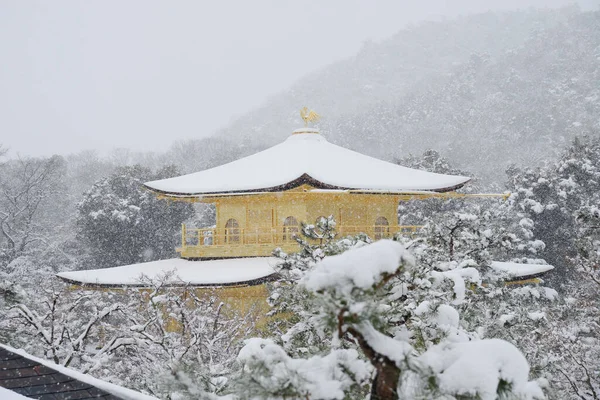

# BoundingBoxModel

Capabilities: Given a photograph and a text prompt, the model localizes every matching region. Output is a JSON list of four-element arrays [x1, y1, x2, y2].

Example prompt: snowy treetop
[[303, 240, 414, 297]]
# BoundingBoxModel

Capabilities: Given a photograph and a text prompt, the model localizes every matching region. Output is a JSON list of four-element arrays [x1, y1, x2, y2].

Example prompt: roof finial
[[300, 107, 321, 127]]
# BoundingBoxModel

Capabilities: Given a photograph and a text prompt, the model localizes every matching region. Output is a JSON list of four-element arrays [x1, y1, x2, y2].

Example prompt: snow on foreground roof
[[0, 344, 159, 400], [0, 387, 30, 400], [57, 257, 278, 287], [490, 261, 554, 278], [144, 130, 471, 196]]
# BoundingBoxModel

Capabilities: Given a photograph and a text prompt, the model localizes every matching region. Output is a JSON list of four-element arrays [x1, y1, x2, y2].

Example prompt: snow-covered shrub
[[3, 274, 255, 400], [116, 276, 256, 399], [6, 282, 126, 371]]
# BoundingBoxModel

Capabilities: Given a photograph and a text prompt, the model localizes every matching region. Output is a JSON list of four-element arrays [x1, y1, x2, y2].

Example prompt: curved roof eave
[[143, 173, 472, 198], [57, 272, 279, 288]]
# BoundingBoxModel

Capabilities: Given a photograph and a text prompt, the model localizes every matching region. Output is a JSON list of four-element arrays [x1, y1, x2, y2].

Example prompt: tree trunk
[[370, 362, 401, 400], [346, 326, 401, 400]]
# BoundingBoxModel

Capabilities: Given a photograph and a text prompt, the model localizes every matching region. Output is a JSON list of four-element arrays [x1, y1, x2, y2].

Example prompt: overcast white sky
[[0, 0, 596, 157]]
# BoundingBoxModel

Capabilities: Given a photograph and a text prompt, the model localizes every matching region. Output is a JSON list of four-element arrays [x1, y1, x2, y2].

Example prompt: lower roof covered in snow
[[56, 257, 278, 287], [490, 261, 554, 279], [144, 129, 471, 196], [56, 257, 553, 288]]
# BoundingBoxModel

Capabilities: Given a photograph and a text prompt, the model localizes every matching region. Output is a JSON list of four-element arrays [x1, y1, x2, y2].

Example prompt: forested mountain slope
[[212, 6, 600, 183]]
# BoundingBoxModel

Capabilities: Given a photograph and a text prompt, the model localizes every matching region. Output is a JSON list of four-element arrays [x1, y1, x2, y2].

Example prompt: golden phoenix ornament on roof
[[300, 107, 321, 127]]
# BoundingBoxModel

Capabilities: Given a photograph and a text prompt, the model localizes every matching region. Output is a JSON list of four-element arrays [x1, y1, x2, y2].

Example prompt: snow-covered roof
[[490, 261, 554, 279], [56, 256, 553, 288], [144, 129, 471, 196], [57, 257, 278, 287]]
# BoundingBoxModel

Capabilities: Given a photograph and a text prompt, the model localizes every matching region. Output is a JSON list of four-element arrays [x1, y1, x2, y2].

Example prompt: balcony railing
[[337, 225, 422, 239], [180, 224, 422, 249]]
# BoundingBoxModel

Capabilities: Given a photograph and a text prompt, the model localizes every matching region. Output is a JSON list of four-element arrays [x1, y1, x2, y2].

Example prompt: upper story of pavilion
[[144, 127, 473, 259]]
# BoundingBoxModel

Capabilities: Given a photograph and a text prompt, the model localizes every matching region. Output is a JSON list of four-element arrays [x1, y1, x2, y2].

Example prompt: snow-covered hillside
[[212, 6, 600, 182]]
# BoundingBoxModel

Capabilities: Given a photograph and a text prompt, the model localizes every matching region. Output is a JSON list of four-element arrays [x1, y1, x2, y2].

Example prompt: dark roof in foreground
[[0, 346, 121, 400]]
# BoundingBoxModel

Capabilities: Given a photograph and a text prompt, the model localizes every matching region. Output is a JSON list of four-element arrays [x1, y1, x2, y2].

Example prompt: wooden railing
[[337, 225, 422, 239], [181, 224, 422, 249]]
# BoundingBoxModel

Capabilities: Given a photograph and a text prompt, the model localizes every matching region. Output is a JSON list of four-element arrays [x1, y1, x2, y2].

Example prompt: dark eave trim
[[505, 271, 550, 282], [57, 272, 279, 289], [143, 174, 471, 198]]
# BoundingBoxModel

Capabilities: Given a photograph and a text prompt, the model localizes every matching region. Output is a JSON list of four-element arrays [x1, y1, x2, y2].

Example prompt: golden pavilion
[[143, 125, 471, 260], [58, 111, 553, 289]]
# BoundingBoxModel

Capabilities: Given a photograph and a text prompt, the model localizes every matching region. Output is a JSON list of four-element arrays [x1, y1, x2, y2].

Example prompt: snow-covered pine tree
[[538, 202, 600, 399], [409, 199, 569, 396], [507, 135, 600, 282], [235, 240, 545, 400], [267, 216, 372, 359]]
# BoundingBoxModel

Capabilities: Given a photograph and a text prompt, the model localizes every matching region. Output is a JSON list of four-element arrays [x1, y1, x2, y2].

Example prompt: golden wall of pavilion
[[178, 184, 415, 259]]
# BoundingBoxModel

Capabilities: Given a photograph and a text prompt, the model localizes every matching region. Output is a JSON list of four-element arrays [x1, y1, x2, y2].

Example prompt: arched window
[[374, 216, 389, 240], [225, 218, 240, 244], [283, 216, 299, 241]]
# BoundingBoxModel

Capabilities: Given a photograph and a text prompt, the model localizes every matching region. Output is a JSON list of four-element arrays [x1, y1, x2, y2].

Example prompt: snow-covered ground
[[57, 257, 278, 286]]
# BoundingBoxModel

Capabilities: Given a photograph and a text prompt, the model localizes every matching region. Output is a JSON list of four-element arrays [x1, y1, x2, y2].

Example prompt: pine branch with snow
[[237, 240, 545, 400]]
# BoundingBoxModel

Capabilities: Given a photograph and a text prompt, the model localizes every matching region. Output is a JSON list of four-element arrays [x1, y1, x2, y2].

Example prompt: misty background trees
[[217, 6, 600, 183], [0, 155, 68, 267], [76, 165, 194, 269]]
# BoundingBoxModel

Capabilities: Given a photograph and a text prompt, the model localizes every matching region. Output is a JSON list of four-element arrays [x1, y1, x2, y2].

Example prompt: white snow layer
[[490, 261, 554, 278], [420, 339, 544, 400], [0, 344, 159, 400], [238, 338, 370, 399], [358, 322, 413, 365], [57, 257, 277, 286], [144, 131, 470, 195], [56, 256, 551, 287], [303, 240, 415, 297], [0, 386, 31, 400], [299, 236, 543, 399]]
